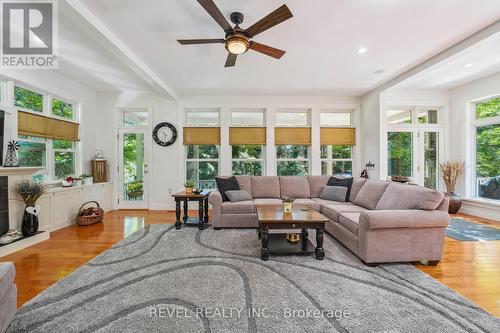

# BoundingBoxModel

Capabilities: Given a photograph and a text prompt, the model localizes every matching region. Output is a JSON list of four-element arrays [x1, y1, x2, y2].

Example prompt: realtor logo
[[1, 0, 58, 69]]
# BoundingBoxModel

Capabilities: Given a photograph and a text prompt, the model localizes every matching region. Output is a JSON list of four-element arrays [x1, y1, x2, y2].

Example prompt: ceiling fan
[[178, 0, 293, 67]]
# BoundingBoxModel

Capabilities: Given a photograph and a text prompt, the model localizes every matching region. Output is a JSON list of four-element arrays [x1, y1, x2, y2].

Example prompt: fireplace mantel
[[0, 167, 43, 177]]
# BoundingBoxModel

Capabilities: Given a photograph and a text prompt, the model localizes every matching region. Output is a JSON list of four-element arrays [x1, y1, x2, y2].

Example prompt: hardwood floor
[[1, 210, 499, 317]]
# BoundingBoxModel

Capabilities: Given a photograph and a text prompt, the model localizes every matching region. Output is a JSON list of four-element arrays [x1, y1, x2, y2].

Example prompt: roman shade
[[18, 111, 79, 141], [183, 127, 221, 145], [274, 127, 311, 145], [320, 127, 356, 145], [229, 127, 266, 145]]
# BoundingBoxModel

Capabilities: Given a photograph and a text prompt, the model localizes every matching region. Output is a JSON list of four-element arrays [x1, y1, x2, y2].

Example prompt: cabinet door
[[51, 192, 69, 227]]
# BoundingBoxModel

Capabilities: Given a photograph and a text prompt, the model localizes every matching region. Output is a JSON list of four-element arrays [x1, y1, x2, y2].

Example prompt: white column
[[310, 107, 321, 175], [265, 107, 276, 176], [219, 107, 231, 176]]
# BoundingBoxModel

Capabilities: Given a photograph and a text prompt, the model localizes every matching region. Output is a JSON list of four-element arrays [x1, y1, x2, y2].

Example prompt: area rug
[[8, 225, 500, 333], [446, 217, 500, 241]]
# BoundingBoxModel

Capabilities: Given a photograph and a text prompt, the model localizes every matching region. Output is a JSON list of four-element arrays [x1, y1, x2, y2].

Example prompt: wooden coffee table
[[256, 205, 329, 261]]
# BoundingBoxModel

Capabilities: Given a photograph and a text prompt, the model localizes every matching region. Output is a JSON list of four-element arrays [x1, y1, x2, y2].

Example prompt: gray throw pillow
[[225, 190, 252, 203], [319, 185, 348, 202]]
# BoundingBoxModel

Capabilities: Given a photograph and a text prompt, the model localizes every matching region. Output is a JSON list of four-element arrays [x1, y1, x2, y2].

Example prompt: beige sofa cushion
[[349, 178, 368, 202], [353, 180, 390, 209], [252, 176, 280, 198], [293, 198, 320, 211], [254, 198, 282, 205], [376, 183, 445, 211], [338, 213, 361, 235], [235, 176, 252, 195], [322, 203, 366, 221], [221, 201, 255, 214], [307, 175, 331, 198], [279, 176, 310, 198]]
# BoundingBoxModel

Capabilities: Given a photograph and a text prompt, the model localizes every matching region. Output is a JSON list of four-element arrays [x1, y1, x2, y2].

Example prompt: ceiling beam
[[63, 0, 178, 99]]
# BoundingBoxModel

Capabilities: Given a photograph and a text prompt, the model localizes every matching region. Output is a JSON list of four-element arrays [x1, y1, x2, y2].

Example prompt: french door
[[118, 128, 149, 209], [387, 128, 444, 189]]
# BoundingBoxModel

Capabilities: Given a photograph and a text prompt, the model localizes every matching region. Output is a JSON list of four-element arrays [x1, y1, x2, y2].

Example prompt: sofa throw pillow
[[327, 177, 353, 202], [225, 190, 253, 203], [319, 186, 348, 202], [215, 176, 240, 202]]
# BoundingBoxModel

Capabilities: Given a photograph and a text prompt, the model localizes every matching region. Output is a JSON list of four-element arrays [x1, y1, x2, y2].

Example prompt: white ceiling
[[395, 32, 500, 90], [73, 0, 500, 97], [56, 13, 151, 92]]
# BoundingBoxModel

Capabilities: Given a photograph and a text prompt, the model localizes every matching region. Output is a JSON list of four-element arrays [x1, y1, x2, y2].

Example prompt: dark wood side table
[[256, 205, 329, 261], [172, 191, 210, 230]]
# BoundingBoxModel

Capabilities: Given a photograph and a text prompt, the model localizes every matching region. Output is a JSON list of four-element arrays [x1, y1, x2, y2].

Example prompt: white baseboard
[[149, 203, 175, 211], [460, 199, 500, 222]]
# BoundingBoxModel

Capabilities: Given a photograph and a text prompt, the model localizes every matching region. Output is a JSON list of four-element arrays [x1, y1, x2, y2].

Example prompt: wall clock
[[152, 122, 177, 147]]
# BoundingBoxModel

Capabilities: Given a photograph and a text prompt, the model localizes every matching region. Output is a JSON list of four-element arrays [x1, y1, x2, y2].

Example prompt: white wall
[[360, 90, 382, 179]]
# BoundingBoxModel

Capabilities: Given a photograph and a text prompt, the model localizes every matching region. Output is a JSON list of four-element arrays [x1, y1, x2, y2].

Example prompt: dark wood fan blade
[[178, 39, 225, 45], [197, 0, 233, 33], [224, 53, 237, 67], [249, 42, 285, 59], [245, 5, 293, 37]]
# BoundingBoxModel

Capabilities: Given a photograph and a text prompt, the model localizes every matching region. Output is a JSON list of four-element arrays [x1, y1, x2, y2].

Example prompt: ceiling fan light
[[226, 36, 249, 55]]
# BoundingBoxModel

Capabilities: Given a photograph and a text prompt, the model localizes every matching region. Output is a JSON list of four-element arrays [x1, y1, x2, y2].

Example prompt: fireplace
[[0, 176, 8, 237]]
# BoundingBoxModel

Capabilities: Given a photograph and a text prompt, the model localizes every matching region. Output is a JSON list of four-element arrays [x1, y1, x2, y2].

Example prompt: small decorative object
[[153, 122, 178, 147], [286, 233, 300, 243], [365, 161, 375, 171], [193, 188, 203, 195], [185, 180, 195, 194], [80, 173, 93, 185], [74, 178, 83, 186], [14, 180, 47, 237], [62, 176, 74, 187], [281, 196, 295, 213], [91, 155, 108, 183], [440, 161, 465, 214], [3, 140, 19, 167], [360, 169, 369, 179], [76, 201, 104, 226]]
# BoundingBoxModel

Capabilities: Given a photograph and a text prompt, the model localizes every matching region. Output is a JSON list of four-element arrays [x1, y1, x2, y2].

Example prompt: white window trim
[[470, 96, 500, 200], [185, 108, 221, 127]]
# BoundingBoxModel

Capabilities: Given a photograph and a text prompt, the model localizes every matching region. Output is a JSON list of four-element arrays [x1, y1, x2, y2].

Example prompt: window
[[320, 112, 351, 126], [18, 136, 48, 181], [232, 145, 264, 176], [387, 132, 413, 177], [416, 108, 438, 124], [186, 145, 219, 189], [231, 110, 265, 126], [276, 145, 309, 176], [387, 107, 440, 125], [53, 139, 75, 179], [14, 86, 43, 113], [52, 98, 74, 120], [321, 145, 352, 176], [387, 109, 412, 124], [123, 111, 148, 127], [276, 110, 309, 126], [186, 110, 219, 126], [474, 97, 500, 200]]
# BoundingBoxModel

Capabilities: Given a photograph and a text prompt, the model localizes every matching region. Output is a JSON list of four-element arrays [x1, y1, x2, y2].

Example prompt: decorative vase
[[283, 202, 293, 213], [445, 192, 462, 214], [22, 206, 40, 237], [185, 187, 193, 194]]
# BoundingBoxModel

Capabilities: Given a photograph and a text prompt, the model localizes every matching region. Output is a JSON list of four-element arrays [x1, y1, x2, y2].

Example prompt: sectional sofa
[[209, 176, 450, 265], [0, 262, 16, 333]]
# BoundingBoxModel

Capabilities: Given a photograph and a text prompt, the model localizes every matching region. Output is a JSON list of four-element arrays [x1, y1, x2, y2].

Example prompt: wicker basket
[[76, 201, 104, 226]]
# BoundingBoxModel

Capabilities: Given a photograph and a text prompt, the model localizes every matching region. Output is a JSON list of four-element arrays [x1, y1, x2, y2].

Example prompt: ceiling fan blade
[[178, 39, 225, 45], [245, 5, 293, 38], [224, 53, 237, 67], [249, 42, 285, 59], [197, 0, 234, 33]]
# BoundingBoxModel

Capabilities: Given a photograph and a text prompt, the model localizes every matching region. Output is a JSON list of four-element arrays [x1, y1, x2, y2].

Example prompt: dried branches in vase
[[14, 180, 47, 237], [439, 161, 465, 214], [439, 161, 465, 194]]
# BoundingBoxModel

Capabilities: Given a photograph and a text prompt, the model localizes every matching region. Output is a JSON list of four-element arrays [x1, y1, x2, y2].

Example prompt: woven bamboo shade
[[274, 127, 311, 145], [183, 127, 221, 145], [229, 127, 266, 145], [320, 128, 356, 145], [18, 111, 79, 141]]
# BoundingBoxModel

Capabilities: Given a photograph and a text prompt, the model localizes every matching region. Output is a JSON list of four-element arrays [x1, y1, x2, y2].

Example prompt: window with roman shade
[[320, 127, 356, 176]]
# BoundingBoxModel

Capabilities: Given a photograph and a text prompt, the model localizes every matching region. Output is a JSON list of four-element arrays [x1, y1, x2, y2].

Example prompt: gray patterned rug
[[446, 218, 500, 241], [8, 225, 500, 333]]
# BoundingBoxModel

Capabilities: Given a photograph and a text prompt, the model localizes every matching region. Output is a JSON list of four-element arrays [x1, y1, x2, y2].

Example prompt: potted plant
[[281, 196, 295, 213], [62, 176, 74, 187], [80, 173, 93, 186], [127, 181, 144, 199], [14, 180, 47, 237], [184, 180, 195, 194], [439, 161, 465, 214]]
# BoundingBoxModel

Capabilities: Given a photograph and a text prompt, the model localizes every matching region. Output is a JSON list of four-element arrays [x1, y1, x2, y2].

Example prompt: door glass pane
[[276, 111, 309, 126], [387, 109, 412, 124], [124, 112, 148, 127], [424, 132, 439, 189], [231, 111, 265, 126], [416, 109, 438, 124], [387, 132, 413, 177], [476, 124, 500, 200], [123, 133, 145, 201]]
